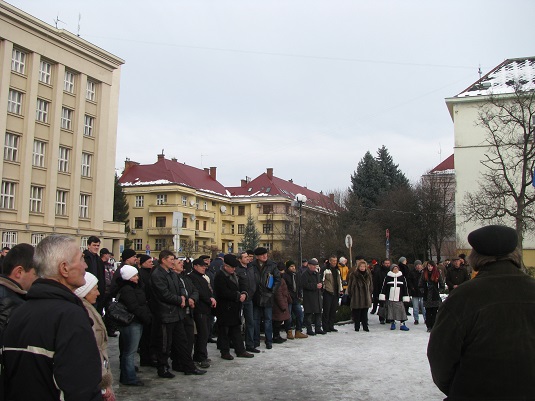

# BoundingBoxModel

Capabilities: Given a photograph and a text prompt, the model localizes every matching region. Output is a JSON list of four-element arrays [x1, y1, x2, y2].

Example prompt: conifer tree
[[113, 173, 129, 228], [242, 214, 261, 251]]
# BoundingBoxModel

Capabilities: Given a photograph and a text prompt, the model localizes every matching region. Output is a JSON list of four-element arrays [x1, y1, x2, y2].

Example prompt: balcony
[[257, 213, 291, 222], [148, 204, 178, 213], [195, 230, 214, 239], [147, 227, 173, 236]]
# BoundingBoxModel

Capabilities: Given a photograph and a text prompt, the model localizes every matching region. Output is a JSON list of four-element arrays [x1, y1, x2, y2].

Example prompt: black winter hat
[[467, 225, 518, 256], [254, 247, 268, 256], [139, 255, 152, 265], [285, 260, 296, 268], [223, 254, 239, 268], [121, 249, 137, 261]]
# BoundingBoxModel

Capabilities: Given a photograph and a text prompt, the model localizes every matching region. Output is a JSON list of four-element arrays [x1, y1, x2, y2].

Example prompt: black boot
[[354, 324, 359, 332]]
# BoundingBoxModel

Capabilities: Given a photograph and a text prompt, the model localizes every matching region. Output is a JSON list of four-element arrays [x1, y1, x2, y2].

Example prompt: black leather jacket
[[149, 266, 187, 323]]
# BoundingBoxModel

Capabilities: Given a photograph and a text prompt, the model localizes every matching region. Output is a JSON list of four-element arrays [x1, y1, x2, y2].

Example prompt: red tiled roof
[[430, 154, 454, 173], [228, 170, 340, 212], [119, 158, 228, 196]]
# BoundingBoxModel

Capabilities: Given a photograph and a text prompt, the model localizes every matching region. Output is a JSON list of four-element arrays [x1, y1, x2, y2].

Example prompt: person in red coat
[[272, 262, 292, 343]]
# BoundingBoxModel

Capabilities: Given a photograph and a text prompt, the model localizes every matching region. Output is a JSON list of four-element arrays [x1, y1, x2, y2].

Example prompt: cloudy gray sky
[[8, 0, 535, 194]]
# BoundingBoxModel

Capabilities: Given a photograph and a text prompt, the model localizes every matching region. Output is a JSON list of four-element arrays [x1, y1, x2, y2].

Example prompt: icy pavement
[[109, 315, 445, 401]]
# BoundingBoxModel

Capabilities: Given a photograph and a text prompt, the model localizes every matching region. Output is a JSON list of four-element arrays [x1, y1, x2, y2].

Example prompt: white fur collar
[[387, 271, 402, 278]]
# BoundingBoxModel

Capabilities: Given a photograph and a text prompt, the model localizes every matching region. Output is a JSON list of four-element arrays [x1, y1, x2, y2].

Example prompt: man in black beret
[[444, 256, 470, 292], [428, 225, 535, 400]]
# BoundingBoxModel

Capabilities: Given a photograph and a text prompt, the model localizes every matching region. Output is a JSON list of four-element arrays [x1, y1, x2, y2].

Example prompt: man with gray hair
[[2, 234, 101, 401]]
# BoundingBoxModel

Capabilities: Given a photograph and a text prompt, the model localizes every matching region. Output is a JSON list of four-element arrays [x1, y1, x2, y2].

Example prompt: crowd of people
[[0, 225, 534, 400]]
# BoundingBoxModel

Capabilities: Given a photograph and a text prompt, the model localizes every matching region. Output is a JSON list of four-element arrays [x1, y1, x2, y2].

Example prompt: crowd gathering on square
[[0, 224, 534, 400]]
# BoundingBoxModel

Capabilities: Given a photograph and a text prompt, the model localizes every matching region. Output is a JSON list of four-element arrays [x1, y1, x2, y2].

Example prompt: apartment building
[[119, 155, 339, 259], [0, 1, 125, 251]]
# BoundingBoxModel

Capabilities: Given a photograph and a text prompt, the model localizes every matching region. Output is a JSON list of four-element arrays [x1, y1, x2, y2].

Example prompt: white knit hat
[[120, 265, 138, 281], [74, 272, 98, 299]]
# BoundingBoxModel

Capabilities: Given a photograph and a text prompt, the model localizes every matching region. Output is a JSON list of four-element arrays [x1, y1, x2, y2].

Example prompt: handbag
[[341, 293, 351, 306], [106, 294, 134, 326]]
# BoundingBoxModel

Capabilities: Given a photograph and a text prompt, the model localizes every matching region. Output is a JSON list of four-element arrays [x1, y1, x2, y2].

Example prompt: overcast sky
[[8, 0, 535, 194]]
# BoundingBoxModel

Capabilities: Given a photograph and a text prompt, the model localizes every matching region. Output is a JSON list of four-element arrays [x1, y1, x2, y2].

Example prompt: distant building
[[446, 56, 535, 264], [119, 154, 339, 259], [0, 1, 125, 251]]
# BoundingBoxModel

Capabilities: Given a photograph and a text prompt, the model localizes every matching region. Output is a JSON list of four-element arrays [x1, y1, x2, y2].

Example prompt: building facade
[[0, 1, 125, 251]]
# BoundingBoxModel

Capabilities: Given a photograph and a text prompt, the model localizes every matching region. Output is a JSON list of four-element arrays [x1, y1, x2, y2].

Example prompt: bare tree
[[461, 83, 535, 249]]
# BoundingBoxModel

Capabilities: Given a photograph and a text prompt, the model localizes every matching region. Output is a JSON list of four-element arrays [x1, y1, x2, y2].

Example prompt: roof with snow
[[119, 156, 228, 196], [456, 57, 535, 98], [227, 169, 340, 212], [429, 154, 454, 174]]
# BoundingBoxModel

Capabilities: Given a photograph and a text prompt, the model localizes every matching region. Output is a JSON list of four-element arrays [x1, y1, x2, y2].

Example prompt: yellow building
[[0, 1, 125, 252], [120, 155, 339, 259]]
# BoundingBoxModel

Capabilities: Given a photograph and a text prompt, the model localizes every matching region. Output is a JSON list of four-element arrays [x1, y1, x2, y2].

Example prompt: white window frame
[[39, 60, 52, 84], [29, 186, 43, 213], [58, 146, 70, 173], [182, 195, 187, 206], [7, 89, 23, 115], [133, 239, 143, 251], [36, 98, 49, 123], [0, 181, 16, 209], [60, 107, 73, 130], [31, 233, 46, 247], [11, 49, 26, 74], [79, 194, 90, 218], [203, 201, 208, 211], [156, 194, 167, 205], [79, 236, 88, 252], [84, 115, 94, 136], [86, 80, 96, 101], [55, 190, 68, 216], [64, 70, 75, 93], [81, 153, 92, 177], [135, 195, 144, 207], [32, 140, 46, 167], [4, 133, 19, 162], [2, 231, 17, 249]]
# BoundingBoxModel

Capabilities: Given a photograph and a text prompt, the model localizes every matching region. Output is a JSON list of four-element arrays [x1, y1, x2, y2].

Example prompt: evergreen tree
[[376, 145, 409, 190], [349, 151, 385, 208], [242, 214, 261, 251], [113, 173, 129, 228]]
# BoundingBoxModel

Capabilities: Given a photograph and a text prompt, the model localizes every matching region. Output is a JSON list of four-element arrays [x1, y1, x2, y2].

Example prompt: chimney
[[289, 179, 293, 183], [329, 193, 335, 202], [267, 168, 273, 180], [124, 158, 139, 174], [157, 152, 165, 161], [241, 179, 247, 187], [171, 157, 177, 162], [209, 167, 217, 180], [204, 168, 209, 173]]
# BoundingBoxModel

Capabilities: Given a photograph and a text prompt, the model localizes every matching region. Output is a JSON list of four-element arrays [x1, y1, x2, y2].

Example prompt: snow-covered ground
[[109, 313, 445, 401]]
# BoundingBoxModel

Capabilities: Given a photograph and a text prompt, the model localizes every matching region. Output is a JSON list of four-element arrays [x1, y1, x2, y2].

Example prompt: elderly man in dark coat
[[214, 254, 254, 360], [428, 225, 535, 400], [301, 259, 326, 335]]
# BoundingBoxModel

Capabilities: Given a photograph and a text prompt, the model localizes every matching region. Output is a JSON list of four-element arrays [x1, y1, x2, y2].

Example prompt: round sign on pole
[[345, 234, 353, 249]]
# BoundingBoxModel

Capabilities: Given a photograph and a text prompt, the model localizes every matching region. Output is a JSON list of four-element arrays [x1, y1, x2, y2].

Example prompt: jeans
[[253, 305, 273, 346], [242, 301, 255, 349], [119, 322, 143, 384], [412, 297, 426, 322], [289, 302, 304, 332]]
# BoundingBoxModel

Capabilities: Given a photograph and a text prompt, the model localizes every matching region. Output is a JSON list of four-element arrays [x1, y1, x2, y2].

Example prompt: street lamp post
[[295, 194, 307, 268]]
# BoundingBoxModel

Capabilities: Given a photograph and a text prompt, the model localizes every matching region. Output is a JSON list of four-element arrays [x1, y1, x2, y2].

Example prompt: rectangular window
[[231, 224, 235, 234], [79, 194, 90, 218], [11, 49, 26, 74], [55, 190, 68, 216], [29, 186, 43, 213], [263, 204, 273, 214], [33, 140, 46, 167], [31, 233, 46, 247], [0, 182, 16, 209], [86, 80, 96, 101], [262, 243, 271, 251], [64, 70, 75, 93], [80, 237, 88, 252], [203, 201, 208, 211], [2, 232, 17, 249], [182, 195, 187, 206], [7, 89, 23, 115], [36, 98, 49, 123], [182, 217, 187, 228], [238, 206, 245, 216], [238, 224, 245, 234], [135, 195, 144, 207], [263, 223, 273, 234], [58, 146, 70, 173], [155, 238, 165, 251], [194, 241, 199, 252], [195, 220, 200, 230], [4, 133, 19, 162], [203, 220, 207, 231], [81, 152, 92, 177], [134, 217, 143, 229], [195, 198, 199, 209], [39, 60, 52, 84], [61, 107, 73, 130], [133, 239, 143, 251], [231, 206, 235, 215], [84, 115, 94, 137], [156, 194, 167, 205], [156, 216, 166, 227]]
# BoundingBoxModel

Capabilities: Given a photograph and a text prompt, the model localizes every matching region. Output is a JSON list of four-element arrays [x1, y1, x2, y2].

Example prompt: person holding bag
[[116, 265, 152, 386], [74, 272, 116, 400]]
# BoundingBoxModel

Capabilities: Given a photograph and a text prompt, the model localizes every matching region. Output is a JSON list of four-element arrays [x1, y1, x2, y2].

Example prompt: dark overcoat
[[214, 268, 247, 327], [301, 268, 322, 314]]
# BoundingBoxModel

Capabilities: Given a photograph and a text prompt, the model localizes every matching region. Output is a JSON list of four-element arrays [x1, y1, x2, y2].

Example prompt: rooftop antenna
[[53, 14, 65, 29], [478, 64, 482, 81], [438, 142, 442, 162], [77, 13, 81, 37]]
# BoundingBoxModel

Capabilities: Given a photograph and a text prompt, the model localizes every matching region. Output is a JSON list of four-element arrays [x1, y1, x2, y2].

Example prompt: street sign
[[345, 234, 353, 249]]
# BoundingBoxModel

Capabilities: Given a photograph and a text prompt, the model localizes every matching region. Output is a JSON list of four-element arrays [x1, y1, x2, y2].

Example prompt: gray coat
[[301, 268, 322, 313]]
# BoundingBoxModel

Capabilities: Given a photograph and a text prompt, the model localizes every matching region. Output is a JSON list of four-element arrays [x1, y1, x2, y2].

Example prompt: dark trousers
[[242, 301, 255, 349], [322, 291, 338, 330], [139, 321, 155, 364], [273, 319, 291, 337], [217, 324, 245, 355], [154, 319, 196, 372], [426, 307, 438, 330], [352, 308, 369, 330], [304, 312, 322, 333], [171, 314, 194, 368], [193, 312, 209, 362]]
